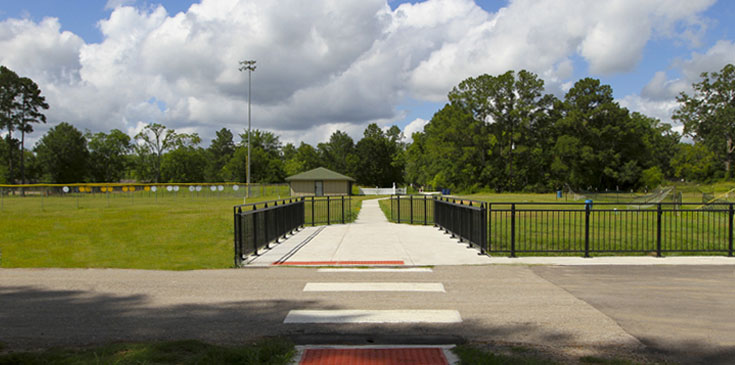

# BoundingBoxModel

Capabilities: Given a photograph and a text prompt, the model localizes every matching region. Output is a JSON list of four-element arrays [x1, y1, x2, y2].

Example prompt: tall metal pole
[[247, 66, 251, 197], [509, 120, 513, 192], [239, 60, 256, 197]]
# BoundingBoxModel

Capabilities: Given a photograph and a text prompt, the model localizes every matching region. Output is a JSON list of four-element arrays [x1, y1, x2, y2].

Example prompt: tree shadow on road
[[2, 285, 719, 363]]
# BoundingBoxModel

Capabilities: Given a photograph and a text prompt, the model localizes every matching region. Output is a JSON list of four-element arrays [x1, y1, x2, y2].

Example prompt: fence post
[[253, 205, 260, 256], [408, 195, 412, 224], [730, 204, 734, 257], [297, 196, 306, 228], [341, 195, 345, 224], [584, 202, 590, 258], [301, 197, 306, 228], [481, 203, 487, 254], [510, 203, 516, 258], [451, 201, 457, 239], [273, 201, 279, 244], [327, 195, 331, 225], [234, 207, 242, 267], [468, 201, 473, 245], [424, 195, 428, 225], [390, 196, 394, 221], [397, 195, 401, 223], [487, 203, 492, 253], [656, 203, 662, 257], [311, 196, 315, 227]]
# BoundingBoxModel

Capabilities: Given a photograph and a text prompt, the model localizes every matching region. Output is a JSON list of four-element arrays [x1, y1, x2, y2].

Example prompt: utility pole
[[238, 60, 256, 197]]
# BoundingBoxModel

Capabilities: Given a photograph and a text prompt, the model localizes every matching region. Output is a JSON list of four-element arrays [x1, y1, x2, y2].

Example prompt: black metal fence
[[390, 195, 434, 225], [233, 196, 353, 266], [389, 195, 735, 257], [434, 197, 487, 252], [304, 195, 354, 226]]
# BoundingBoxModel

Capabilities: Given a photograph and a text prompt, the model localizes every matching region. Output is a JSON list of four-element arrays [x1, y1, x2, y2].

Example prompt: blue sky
[[1, 0, 734, 146]]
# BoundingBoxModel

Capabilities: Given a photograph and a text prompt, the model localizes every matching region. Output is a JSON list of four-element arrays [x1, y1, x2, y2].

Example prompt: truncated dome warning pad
[[300, 348, 448, 365]]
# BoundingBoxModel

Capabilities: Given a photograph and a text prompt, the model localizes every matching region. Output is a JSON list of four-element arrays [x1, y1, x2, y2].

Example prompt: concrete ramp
[[248, 198, 492, 266]]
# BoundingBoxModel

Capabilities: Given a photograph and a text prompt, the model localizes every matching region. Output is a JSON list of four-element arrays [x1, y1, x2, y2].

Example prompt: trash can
[[584, 199, 593, 209], [556, 190, 562, 198]]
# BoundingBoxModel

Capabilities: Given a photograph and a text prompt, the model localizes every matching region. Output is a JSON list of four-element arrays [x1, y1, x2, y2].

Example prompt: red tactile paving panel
[[272, 260, 405, 266], [300, 348, 448, 365]]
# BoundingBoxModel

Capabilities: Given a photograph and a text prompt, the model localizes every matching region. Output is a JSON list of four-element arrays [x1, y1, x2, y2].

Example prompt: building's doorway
[[315, 181, 324, 196]]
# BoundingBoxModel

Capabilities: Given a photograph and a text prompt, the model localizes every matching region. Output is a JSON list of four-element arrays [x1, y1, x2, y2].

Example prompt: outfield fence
[[233, 195, 353, 266], [390, 195, 735, 257], [0, 183, 290, 210]]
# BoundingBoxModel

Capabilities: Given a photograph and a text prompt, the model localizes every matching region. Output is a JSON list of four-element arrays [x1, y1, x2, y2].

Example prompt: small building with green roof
[[285, 167, 355, 196]]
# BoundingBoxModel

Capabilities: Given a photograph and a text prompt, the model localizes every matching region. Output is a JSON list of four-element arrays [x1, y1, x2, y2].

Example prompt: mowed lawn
[[0, 193, 373, 270]]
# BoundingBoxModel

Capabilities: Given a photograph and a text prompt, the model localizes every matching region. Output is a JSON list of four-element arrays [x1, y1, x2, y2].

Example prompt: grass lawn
[[0, 338, 295, 365], [0, 192, 374, 270]]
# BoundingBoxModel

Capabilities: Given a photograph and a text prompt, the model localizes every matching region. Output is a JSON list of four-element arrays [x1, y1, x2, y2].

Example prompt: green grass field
[[0, 192, 374, 270]]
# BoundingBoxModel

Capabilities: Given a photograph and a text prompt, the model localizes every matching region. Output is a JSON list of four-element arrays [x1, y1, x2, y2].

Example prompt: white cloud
[[676, 40, 735, 81], [403, 118, 429, 142], [409, 0, 715, 100], [641, 71, 688, 101], [0, 17, 84, 84], [0, 0, 721, 147], [620, 39, 735, 133], [105, 0, 136, 10], [619, 94, 680, 126]]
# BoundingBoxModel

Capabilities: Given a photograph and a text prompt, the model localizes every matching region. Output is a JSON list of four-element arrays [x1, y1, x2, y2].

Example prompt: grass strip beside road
[[452, 344, 642, 364], [0, 338, 295, 365]]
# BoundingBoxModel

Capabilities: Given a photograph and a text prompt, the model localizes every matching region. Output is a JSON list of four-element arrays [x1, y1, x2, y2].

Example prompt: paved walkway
[[248, 198, 492, 266]]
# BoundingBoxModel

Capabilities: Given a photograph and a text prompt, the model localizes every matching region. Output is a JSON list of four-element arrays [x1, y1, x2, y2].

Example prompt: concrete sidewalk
[[248, 198, 492, 266]]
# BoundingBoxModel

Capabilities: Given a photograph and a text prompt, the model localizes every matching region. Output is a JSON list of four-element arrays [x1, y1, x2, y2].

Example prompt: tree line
[[406, 65, 735, 192], [0, 114, 406, 186], [1, 64, 733, 191]]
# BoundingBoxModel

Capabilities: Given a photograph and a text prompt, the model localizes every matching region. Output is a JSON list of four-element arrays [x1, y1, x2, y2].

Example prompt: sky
[[1, 0, 734, 148]]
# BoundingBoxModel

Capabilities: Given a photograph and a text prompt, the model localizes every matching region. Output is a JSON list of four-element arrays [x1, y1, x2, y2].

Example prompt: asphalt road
[[531, 265, 735, 364], [2, 265, 734, 363]]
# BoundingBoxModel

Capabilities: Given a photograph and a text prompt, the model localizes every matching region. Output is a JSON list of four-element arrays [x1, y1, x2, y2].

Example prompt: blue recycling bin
[[557, 190, 562, 198], [585, 199, 593, 209]]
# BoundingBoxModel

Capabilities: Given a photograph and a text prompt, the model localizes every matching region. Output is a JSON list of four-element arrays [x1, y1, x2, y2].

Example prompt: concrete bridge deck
[[247, 198, 492, 266]]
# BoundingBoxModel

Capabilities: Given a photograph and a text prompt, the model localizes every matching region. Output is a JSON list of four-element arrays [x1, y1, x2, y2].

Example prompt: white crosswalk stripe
[[317, 268, 433, 273], [284, 309, 462, 324], [303, 282, 445, 292]]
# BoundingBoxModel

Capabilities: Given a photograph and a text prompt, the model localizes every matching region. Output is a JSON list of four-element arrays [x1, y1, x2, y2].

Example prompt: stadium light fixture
[[238, 59, 256, 197]]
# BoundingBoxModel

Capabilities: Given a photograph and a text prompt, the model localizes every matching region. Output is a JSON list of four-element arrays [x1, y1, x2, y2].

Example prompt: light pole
[[239, 60, 256, 197], [509, 121, 513, 192]]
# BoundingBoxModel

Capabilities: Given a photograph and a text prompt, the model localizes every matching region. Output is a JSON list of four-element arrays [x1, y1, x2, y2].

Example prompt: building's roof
[[285, 167, 355, 182]]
